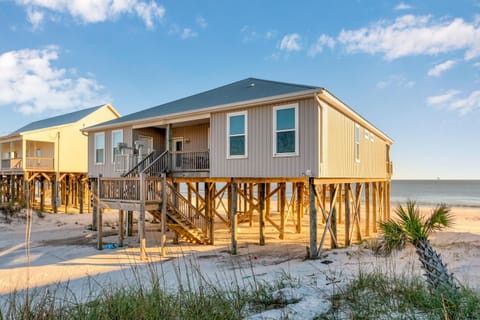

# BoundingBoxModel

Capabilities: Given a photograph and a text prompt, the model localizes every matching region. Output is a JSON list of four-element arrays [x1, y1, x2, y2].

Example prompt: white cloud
[[196, 16, 207, 29], [180, 28, 197, 39], [449, 90, 480, 114], [279, 33, 302, 51], [376, 74, 415, 89], [338, 15, 480, 60], [0, 47, 108, 115], [241, 25, 277, 42], [27, 7, 44, 30], [426, 89, 460, 105], [427, 59, 457, 77], [394, 3, 412, 11], [16, 0, 165, 29], [169, 24, 198, 39], [308, 34, 335, 57], [425, 89, 480, 115]]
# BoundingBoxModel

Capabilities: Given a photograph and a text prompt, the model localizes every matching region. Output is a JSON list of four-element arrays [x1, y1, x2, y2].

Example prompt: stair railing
[[165, 182, 210, 237], [122, 150, 159, 177], [142, 150, 169, 177]]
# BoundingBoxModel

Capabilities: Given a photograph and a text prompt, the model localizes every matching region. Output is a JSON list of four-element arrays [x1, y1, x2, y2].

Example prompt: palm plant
[[379, 200, 457, 293]]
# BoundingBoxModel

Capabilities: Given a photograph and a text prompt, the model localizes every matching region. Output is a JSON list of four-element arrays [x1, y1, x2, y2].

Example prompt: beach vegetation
[[378, 201, 457, 294], [318, 269, 480, 319]]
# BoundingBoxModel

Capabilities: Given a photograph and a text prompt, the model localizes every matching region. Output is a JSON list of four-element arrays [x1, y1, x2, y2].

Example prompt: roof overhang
[[83, 89, 319, 132], [317, 88, 393, 145]]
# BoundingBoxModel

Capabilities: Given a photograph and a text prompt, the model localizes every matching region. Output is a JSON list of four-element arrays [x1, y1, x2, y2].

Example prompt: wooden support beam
[[205, 182, 214, 245], [279, 182, 286, 240], [79, 178, 84, 214], [337, 183, 342, 224], [161, 174, 167, 256], [119, 210, 125, 247], [97, 207, 103, 250], [40, 177, 45, 212], [266, 183, 271, 218], [365, 182, 370, 237], [139, 173, 147, 260], [309, 178, 318, 258], [248, 183, 254, 226], [344, 183, 351, 247], [230, 182, 238, 255], [372, 182, 377, 233], [259, 183, 265, 246], [353, 183, 363, 242], [296, 182, 303, 233], [127, 210, 133, 236], [330, 184, 338, 249]]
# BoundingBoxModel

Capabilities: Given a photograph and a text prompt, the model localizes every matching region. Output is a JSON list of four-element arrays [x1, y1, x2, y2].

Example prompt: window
[[370, 132, 374, 142], [354, 124, 360, 162], [227, 111, 247, 158], [95, 132, 105, 164], [364, 129, 369, 139], [112, 130, 123, 162], [273, 104, 298, 156]]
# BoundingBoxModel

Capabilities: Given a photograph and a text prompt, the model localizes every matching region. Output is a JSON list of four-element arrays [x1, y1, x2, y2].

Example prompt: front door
[[172, 138, 183, 169]]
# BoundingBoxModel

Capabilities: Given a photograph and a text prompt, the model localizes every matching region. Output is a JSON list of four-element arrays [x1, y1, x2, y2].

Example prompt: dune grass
[[0, 257, 299, 320], [317, 269, 480, 319]]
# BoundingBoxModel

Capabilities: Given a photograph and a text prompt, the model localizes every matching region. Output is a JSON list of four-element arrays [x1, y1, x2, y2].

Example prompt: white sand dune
[[1, 206, 479, 318]]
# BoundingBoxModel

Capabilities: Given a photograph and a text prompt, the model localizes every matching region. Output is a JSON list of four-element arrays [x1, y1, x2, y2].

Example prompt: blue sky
[[1, 0, 479, 179]]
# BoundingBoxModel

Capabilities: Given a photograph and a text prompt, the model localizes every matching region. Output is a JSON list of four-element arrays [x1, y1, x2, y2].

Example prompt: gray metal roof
[[10, 105, 106, 135], [92, 78, 319, 128]]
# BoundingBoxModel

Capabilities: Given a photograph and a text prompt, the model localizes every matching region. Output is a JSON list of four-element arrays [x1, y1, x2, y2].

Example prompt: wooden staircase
[[148, 181, 211, 245]]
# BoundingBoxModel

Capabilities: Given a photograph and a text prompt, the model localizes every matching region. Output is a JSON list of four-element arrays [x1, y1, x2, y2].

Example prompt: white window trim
[[364, 129, 369, 140], [273, 103, 299, 157], [354, 124, 360, 163], [94, 132, 105, 165], [226, 111, 248, 159], [111, 129, 123, 163]]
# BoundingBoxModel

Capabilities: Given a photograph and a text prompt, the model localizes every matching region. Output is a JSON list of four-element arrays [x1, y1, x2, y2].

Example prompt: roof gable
[[93, 78, 319, 128], [10, 104, 108, 135]]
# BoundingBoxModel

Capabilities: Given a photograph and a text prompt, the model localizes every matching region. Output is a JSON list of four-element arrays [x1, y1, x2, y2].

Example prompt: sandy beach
[[1, 205, 480, 318]]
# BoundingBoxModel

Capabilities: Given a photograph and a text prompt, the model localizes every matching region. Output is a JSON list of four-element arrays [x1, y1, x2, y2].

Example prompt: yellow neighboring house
[[0, 104, 120, 212]]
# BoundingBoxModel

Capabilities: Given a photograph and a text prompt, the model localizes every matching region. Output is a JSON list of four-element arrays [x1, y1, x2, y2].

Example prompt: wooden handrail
[[123, 151, 158, 177], [165, 182, 210, 235]]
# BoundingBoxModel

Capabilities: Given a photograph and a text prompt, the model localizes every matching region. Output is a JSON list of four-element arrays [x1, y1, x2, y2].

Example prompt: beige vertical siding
[[133, 127, 166, 152], [89, 126, 133, 177], [210, 98, 319, 178], [324, 106, 388, 178], [172, 123, 209, 152]]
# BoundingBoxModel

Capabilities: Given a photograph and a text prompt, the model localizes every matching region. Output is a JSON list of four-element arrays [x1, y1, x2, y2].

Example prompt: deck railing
[[99, 176, 163, 202], [165, 182, 210, 234], [26, 157, 54, 170], [1, 157, 54, 170], [142, 150, 168, 176], [171, 151, 209, 171]]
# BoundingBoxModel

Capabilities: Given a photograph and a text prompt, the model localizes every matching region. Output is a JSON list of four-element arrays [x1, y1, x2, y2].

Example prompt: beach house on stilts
[[85, 78, 393, 258], [0, 104, 120, 213]]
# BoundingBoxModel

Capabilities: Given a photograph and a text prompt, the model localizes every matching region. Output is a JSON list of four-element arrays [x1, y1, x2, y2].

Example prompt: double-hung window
[[354, 124, 360, 162], [112, 130, 123, 162], [95, 132, 105, 164], [273, 104, 298, 156], [227, 111, 247, 158]]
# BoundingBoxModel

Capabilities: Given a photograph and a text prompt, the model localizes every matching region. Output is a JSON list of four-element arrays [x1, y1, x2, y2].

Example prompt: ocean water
[[391, 180, 480, 208]]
